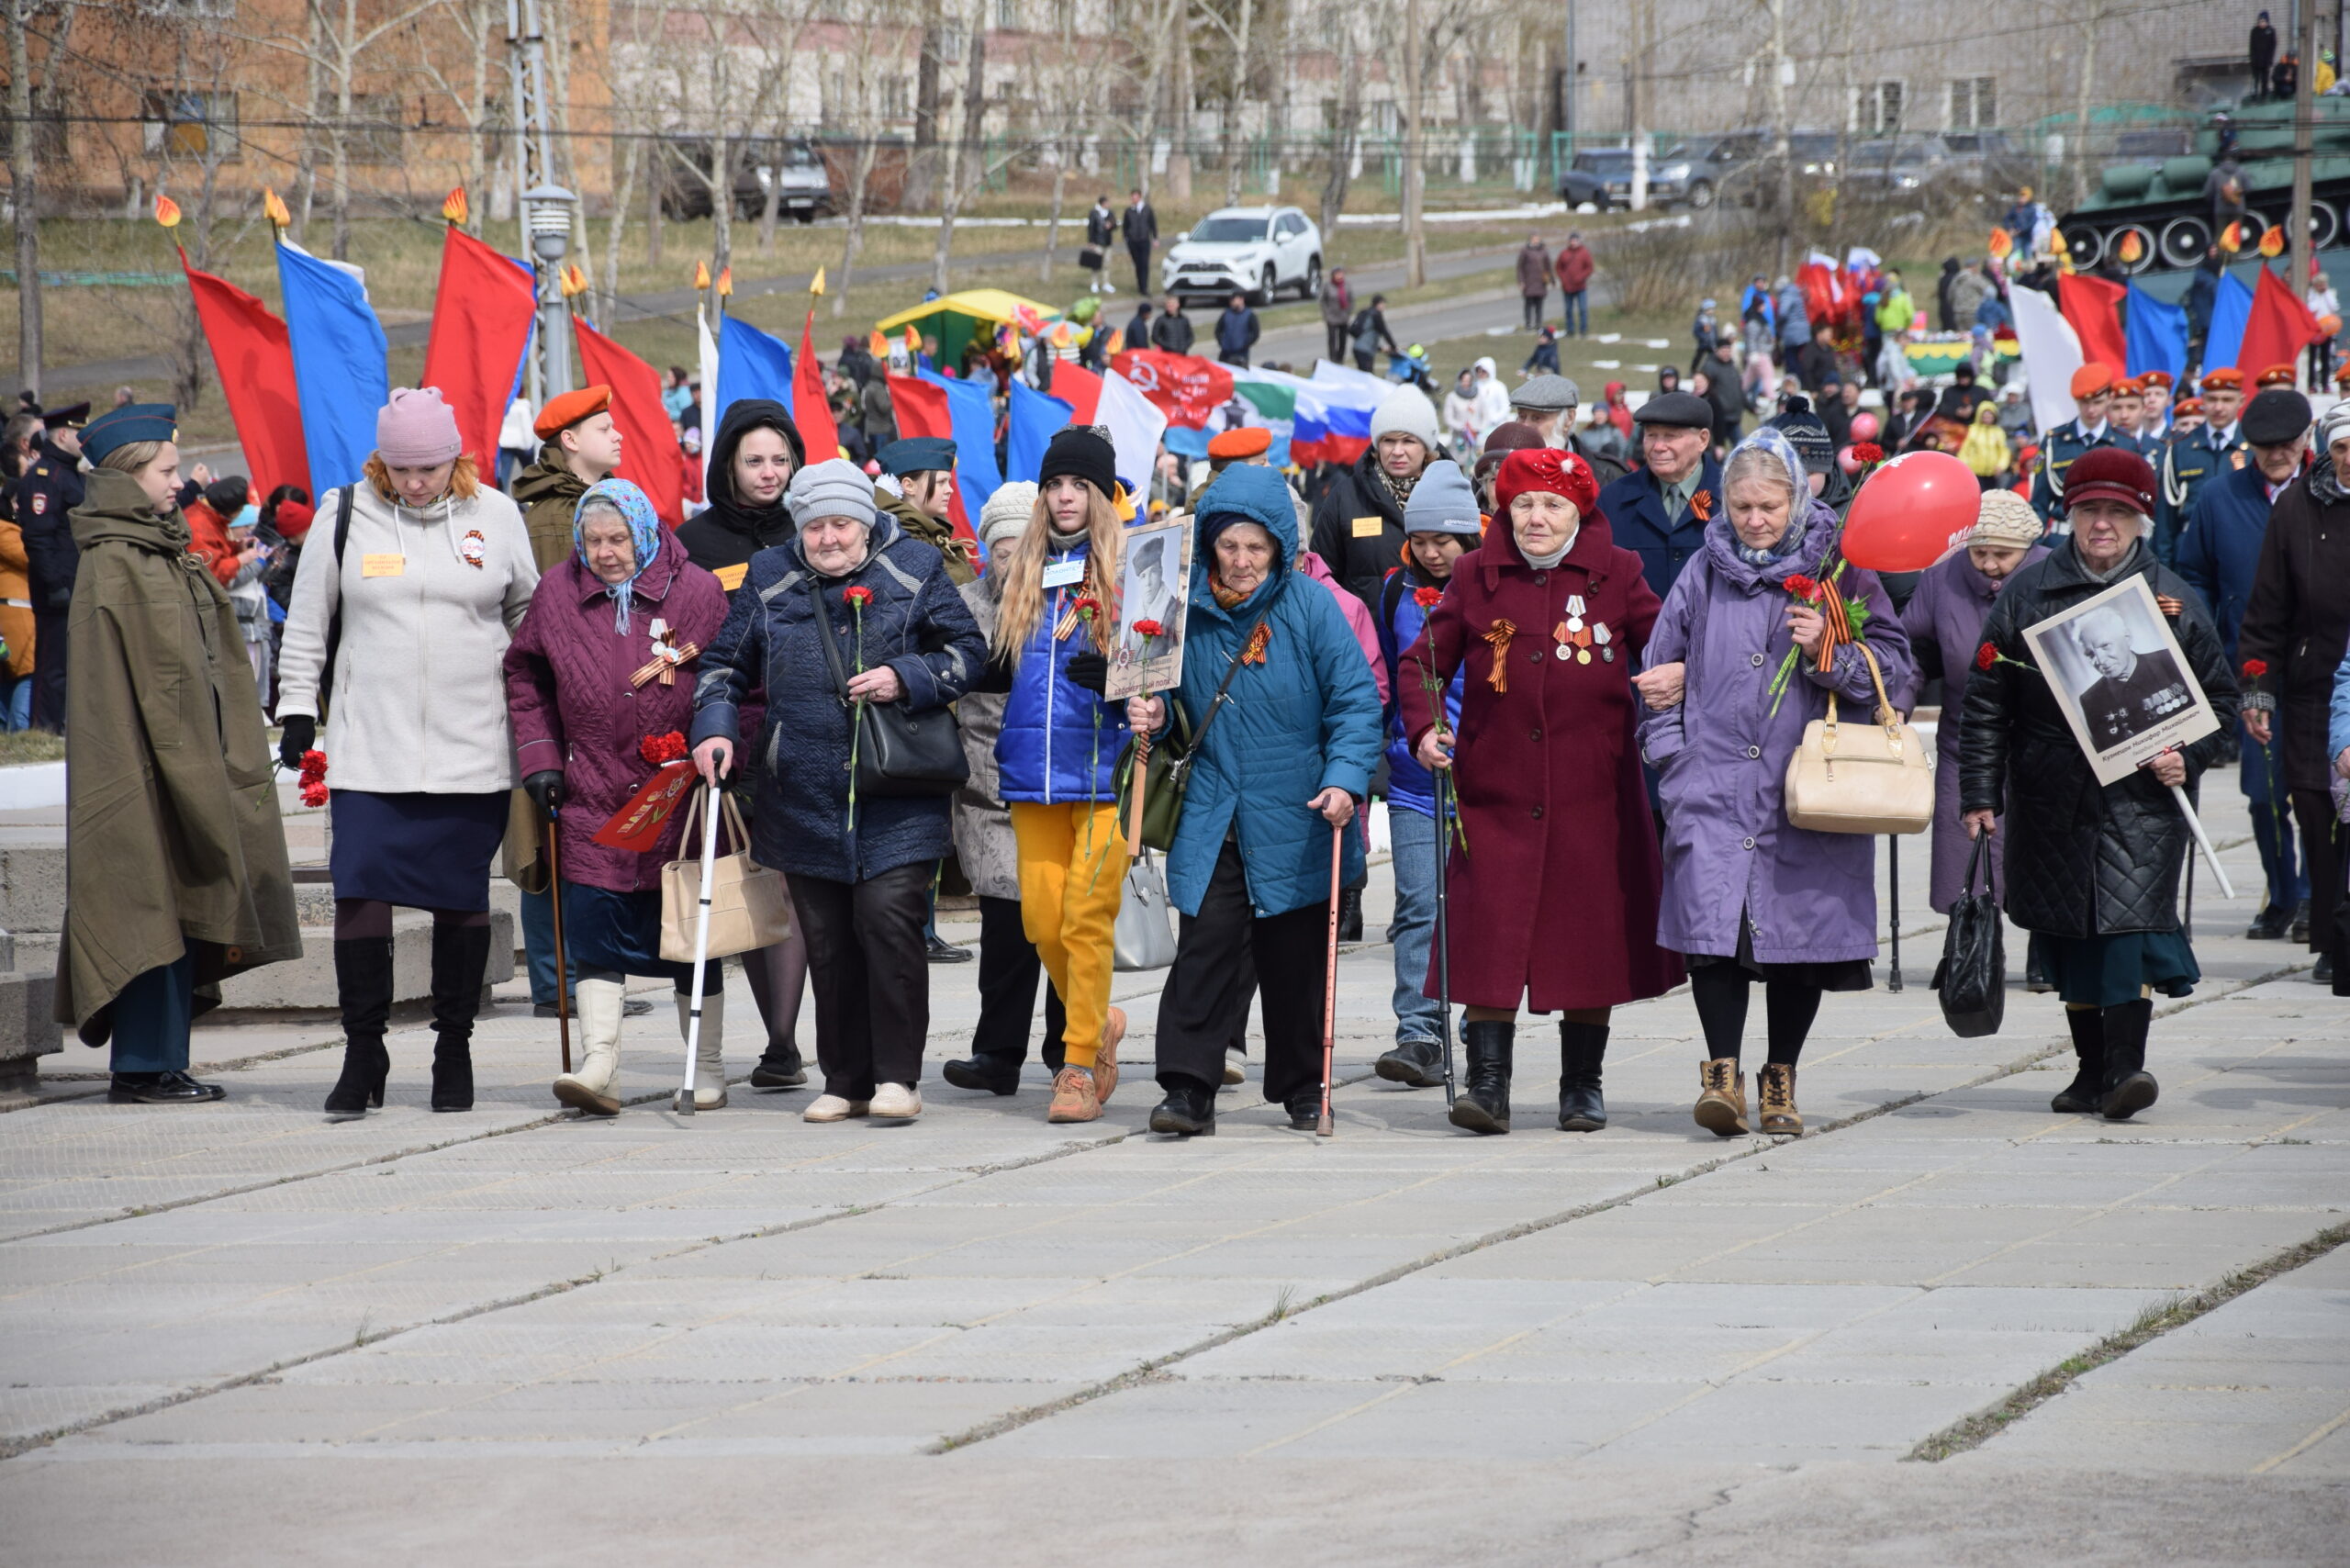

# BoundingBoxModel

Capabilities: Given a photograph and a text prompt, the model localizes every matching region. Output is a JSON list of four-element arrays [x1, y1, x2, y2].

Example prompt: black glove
[[1066, 650, 1109, 693], [523, 769, 565, 821], [277, 714, 315, 774]]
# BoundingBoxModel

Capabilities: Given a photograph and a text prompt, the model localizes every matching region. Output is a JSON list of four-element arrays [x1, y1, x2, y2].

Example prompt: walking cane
[[1127, 732, 1149, 862], [1434, 769, 1458, 1110], [676, 782, 726, 1117], [1886, 835, 1904, 993], [543, 814, 572, 1075], [1317, 817, 1343, 1137]]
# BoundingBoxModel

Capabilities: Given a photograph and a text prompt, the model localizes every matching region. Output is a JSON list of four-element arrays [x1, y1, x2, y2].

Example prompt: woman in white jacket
[[276, 387, 539, 1119]]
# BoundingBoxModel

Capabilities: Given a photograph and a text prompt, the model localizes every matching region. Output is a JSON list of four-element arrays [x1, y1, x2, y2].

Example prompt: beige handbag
[[1782, 641, 1934, 835], [659, 788, 797, 961]]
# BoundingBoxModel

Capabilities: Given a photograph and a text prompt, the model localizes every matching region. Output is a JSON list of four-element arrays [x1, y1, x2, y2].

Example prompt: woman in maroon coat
[[1401, 448, 1684, 1137], [504, 480, 733, 1116]]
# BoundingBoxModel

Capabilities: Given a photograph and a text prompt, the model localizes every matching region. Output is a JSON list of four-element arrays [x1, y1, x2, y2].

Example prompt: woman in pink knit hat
[[275, 386, 540, 1119]]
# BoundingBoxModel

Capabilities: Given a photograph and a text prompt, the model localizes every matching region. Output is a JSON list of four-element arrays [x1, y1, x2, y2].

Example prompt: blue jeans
[[1561, 289, 1588, 335], [1388, 805, 1464, 1047], [110, 951, 196, 1074], [2, 674, 28, 731]]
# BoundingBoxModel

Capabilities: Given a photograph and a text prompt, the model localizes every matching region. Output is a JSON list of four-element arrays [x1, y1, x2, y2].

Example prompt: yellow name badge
[[1351, 516, 1384, 538], [713, 562, 749, 590], [360, 554, 406, 578]]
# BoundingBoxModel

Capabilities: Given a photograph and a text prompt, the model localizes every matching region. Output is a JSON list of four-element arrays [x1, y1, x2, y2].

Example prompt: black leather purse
[[809, 581, 968, 799]]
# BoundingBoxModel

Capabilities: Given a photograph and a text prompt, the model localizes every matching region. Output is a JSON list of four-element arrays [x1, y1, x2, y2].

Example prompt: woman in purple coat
[[1638, 427, 1911, 1138], [504, 480, 733, 1116], [1891, 490, 2047, 913]]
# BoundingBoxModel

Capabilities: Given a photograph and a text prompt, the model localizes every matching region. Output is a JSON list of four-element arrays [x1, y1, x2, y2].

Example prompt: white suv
[[1160, 207, 1324, 306]]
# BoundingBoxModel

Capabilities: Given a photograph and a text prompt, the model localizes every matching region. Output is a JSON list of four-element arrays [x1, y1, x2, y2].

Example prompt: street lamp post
[[522, 182, 576, 407]]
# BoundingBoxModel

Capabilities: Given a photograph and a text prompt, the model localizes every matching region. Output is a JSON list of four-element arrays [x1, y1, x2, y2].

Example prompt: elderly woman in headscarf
[[1400, 449, 1685, 1137], [691, 459, 986, 1125], [1639, 426, 1912, 1139], [1892, 490, 2047, 915], [504, 478, 733, 1116]]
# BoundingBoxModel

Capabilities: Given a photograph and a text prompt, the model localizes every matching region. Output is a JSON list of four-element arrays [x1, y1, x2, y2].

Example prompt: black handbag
[[808, 581, 968, 800], [1930, 833, 2006, 1038]]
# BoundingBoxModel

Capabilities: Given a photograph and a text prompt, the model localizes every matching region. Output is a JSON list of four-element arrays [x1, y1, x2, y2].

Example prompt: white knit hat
[[979, 480, 1037, 550], [1370, 385, 1441, 450]]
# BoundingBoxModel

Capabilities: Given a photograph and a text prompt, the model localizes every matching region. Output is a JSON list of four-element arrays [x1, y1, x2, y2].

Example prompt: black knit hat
[[1040, 424, 1119, 498], [1765, 403, 1835, 476]]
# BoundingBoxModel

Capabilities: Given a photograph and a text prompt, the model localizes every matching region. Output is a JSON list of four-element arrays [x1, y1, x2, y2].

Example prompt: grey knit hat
[[1402, 459, 1482, 537], [979, 480, 1037, 550], [1370, 385, 1441, 449], [789, 457, 876, 530]]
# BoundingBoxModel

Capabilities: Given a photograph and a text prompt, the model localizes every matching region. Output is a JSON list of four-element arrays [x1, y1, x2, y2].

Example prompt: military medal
[[1595, 621, 1615, 664], [1564, 594, 1586, 633]]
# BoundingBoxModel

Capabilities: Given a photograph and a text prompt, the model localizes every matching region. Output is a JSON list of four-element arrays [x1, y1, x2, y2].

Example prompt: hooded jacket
[[1155, 465, 1382, 920], [509, 442, 593, 570], [55, 470, 300, 1041], [674, 398, 807, 588]]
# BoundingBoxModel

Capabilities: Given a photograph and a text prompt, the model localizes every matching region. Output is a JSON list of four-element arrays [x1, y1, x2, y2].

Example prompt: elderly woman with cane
[[504, 479, 733, 1115], [691, 459, 985, 1124], [1402, 448, 1685, 1136], [1961, 448, 2236, 1120], [1125, 465, 1382, 1137]]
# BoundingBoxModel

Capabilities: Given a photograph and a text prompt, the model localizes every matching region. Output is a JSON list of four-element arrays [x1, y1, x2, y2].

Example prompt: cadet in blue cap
[[56, 403, 300, 1102], [875, 435, 975, 587]]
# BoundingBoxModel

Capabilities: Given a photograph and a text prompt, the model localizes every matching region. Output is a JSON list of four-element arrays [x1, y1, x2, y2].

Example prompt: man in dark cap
[[2179, 386, 2312, 946], [19, 400, 90, 732], [875, 435, 976, 586], [1597, 389, 1721, 600]]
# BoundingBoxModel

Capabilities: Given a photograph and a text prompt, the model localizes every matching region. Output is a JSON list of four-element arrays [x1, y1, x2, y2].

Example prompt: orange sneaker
[[1095, 1006, 1126, 1105], [1046, 1066, 1102, 1123]]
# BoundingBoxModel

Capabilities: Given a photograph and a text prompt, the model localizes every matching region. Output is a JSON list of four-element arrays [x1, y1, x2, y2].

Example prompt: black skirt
[[328, 790, 509, 912]]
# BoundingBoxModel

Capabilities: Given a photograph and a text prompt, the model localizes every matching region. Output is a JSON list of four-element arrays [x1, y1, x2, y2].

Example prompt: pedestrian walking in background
[[1214, 291, 1261, 368], [1443, 369, 1483, 458], [690, 460, 986, 1125], [1122, 188, 1158, 297], [1320, 266, 1353, 364], [276, 387, 539, 1118], [1402, 450, 1684, 1135], [1125, 465, 1382, 1137], [1555, 231, 1595, 337], [1774, 275, 1810, 370], [1639, 427, 1911, 1138], [55, 403, 299, 1103], [1308, 383, 1441, 607], [0, 455, 35, 731], [1516, 233, 1552, 331], [1962, 448, 2237, 1118], [1690, 297, 1721, 375], [1892, 491, 2046, 913], [511, 385, 623, 570], [1151, 294, 1195, 356], [1351, 293, 1400, 371], [1958, 402, 2014, 489], [504, 479, 733, 1116], [1083, 194, 1118, 295]]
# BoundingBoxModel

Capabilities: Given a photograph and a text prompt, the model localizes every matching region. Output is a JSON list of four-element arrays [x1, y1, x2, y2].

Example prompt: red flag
[[2056, 272, 2129, 385], [420, 227, 538, 478], [2237, 263, 2327, 383], [1107, 348, 1234, 428], [793, 306, 840, 461], [575, 319, 684, 524], [178, 250, 309, 499], [882, 373, 973, 539], [1048, 361, 1103, 424]]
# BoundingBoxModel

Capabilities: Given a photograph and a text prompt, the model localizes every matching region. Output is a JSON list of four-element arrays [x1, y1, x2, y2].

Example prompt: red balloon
[[1836, 445, 1863, 476], [1849, 410, 1881, 442], [1841, 450, 1980, 571]]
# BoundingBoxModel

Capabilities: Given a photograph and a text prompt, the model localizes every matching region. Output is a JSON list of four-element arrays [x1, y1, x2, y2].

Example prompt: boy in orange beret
[[511, 385, 621, 569]]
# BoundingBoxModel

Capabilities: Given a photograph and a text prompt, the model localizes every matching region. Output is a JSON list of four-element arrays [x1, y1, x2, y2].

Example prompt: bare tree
[[309, 0, 451, 259], [655, 3, 799, 310], [1194, 0, 1257, 208], [1317, 4, 1362, 240], [406, 0, 503, 236], [1400, 0, 1423, 286], [5, 0, 39, 396], [828, 0, 907, 312]]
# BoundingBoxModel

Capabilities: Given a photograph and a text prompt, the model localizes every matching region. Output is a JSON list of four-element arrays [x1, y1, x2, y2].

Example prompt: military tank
[[2055, 96, 2350, 274]]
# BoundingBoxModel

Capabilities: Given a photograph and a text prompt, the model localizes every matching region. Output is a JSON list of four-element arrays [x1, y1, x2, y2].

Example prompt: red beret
[[534, 384, 613, 441], [2199, 367, 2244, 389], [1493, 447, 1598, 520], [2138, 369, 2174, 389], [2257, 364, 2299, 388], [2068, 363, 2114, 399], [2063, 447, 2158, 516], [1206, 426, 1270, 459]]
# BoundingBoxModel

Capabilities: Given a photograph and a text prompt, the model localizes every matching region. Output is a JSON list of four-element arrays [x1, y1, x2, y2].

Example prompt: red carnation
[[1975, 642, 1998, 671], [640, 731, 688, 766], [1133, 619, 1164, 638], [297, 748, 330, 807], [843, 585, 874, 607], [2243, 658, 2270, 680], [1782, 574, 1819, 599], [1414, 586, 1443, 609], [1852, 441, 1886, 465]]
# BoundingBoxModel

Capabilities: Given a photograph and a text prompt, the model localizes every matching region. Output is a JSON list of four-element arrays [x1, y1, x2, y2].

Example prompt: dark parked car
[[1557, 144, 1716, 209], [657, 136, 834, 222]]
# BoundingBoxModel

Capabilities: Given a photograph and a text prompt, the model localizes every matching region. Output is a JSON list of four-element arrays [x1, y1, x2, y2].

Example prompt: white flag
[[697, 305, 722, 494], [2009, 283, 2082, 437], [1099, 368, 1169, 498]]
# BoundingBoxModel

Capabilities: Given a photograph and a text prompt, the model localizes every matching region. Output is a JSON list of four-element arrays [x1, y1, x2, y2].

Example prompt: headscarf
[[1721, 426, 1815, 567], [573, 477, 663, 633]]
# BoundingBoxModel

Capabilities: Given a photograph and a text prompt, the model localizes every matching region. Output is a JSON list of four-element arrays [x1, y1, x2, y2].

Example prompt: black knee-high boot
[[2053, 1006, 2104, 1114], [1449, 1020, 1513, 1135], [2098, 999, 2157, 1120], [429, 923, 492, 1112], [325, 936, 395, 1118], [1557, 1021, 1609, 1132]]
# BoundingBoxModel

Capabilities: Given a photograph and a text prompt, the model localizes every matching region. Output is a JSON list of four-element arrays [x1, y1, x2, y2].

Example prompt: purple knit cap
[[376, 386, 463, 466]]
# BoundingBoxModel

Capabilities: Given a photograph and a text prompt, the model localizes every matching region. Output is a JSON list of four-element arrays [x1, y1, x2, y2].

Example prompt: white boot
[[677, 991, 728, 1109], [553, 979, 625, 1115]]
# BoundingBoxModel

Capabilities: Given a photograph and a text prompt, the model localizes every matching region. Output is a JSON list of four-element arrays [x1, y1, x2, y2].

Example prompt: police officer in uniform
[[2032, 363, 2122, 528], [18, 401, 89, 732], [2157, 368, 2246, 564]]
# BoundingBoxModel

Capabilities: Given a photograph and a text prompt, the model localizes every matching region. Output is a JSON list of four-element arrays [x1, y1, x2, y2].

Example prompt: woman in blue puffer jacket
[[1124, 463, 1383, 1137], [980, 427, 1133, 1126]]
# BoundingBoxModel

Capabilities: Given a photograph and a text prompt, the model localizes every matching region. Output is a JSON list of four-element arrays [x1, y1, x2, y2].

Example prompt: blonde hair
[[364, 451, 480, 503], [96, 440, 167, 476], [993, 487, 1124, 664]]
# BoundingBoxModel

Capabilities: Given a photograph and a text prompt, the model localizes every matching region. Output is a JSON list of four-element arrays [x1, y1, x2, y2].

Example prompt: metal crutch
[[675, 783, 725, 1117], [1317, 819, 1343, 1137]]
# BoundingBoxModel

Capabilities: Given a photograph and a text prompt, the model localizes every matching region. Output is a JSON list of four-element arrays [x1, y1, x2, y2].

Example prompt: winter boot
[[677, 991, 727, 1109], [1693, 1058, 1748, 1137], [1375, 1037, 1446, 1088], [1337, 886, 1364, 944], [1556, 1021, 1609, 1132], [2053, 1006, 2105, 1114], [1448, 1020, 1514, 1135], [553, 978, 626, 1116], [427, 922, 491, 1113], [2098, 999, 2158, 1121], [943, 1054, 1025, 1094], [324, 935, 395, 1120], [1285, 1089, 1324, 1131], [1755, 1062, 1802, 1135], [1147, 1078, 1217, 1137]]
